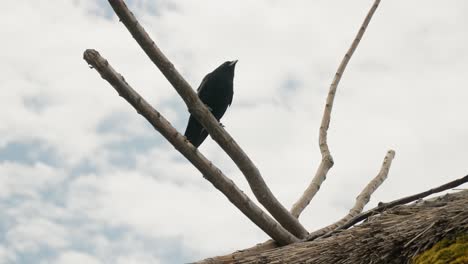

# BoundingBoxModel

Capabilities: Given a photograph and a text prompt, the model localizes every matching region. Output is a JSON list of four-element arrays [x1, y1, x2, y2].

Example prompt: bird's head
[[213, 60, 237, 79], [227, 60, 238, 67], [215, 60, 238, 75], [211, 60, 238, 80]]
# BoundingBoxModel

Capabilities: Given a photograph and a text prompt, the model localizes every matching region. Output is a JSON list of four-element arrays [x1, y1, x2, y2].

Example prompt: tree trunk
[[198, 190, 468, 264]]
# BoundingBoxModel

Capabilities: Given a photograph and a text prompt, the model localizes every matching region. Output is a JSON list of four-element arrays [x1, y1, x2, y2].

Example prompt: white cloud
[[115, 254, 162, 264], [67, 171, 265, 256], [0, 162, 64, 198], [51, 251, 101, 264], [0, 246, 16, 264], [6, 218, 69, 253], [1, 0, 467, 263]]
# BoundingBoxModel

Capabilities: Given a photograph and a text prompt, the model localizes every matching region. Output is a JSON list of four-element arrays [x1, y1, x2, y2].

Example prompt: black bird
[[184, 60, 238, 147]]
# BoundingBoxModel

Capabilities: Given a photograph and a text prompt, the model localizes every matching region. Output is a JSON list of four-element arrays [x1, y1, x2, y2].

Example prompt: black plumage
[[184, 60, 237, 147]]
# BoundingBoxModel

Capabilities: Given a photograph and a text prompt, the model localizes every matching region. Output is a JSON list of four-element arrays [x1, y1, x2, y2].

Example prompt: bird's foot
[[219, 122, 225, 128]]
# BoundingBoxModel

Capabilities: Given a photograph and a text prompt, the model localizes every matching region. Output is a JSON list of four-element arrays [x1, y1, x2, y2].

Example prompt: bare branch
[[106, 0, 308, 238], [309, 174, 468, 240], [83, 49, 299, 245], [291, 0, 382, 218], [348, 150, 395, 215], [307, 150, 395, 240]]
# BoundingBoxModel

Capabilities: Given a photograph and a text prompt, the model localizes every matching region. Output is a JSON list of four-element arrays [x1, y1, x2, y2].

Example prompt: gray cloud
[[1, 0, 467, 263]]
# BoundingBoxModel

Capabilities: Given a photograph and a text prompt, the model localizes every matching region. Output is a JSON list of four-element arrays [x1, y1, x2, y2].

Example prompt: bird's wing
[[228, 90, 233, 106], [196, 73, 214, 105], [184, 115, 209, 147], [197, 74, 210, 94]]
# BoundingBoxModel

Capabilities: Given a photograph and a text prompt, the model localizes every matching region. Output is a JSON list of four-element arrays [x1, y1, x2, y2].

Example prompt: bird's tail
[[184, 116, 209, 148]]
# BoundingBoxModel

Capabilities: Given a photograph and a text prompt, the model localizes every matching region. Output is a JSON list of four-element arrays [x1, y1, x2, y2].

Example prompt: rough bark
[[198, 190, 468, 264]]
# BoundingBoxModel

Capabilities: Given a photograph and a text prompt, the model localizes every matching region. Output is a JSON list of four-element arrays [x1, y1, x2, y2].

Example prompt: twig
[[83, 49, 299, 245], [290, 0, 383, 218], [404, 222, 435, 248], [351, 150, 395, 213], [307, 150, 395, 240], [310, 174, 468, 240], [106, 0, 308, 238]]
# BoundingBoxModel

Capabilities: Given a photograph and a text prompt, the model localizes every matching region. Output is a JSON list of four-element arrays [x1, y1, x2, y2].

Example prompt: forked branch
[[107, 0, 308, 238], [83, 49, 299, 245], [307, 150, 395, 240], [291, 0, 382, 218]]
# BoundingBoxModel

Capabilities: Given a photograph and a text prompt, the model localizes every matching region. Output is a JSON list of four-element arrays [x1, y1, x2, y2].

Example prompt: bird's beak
[[229, 60, 238, 67]]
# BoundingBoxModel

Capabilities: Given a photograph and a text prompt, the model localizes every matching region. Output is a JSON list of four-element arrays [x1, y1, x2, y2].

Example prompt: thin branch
[[83, 49, 299, 245], [307, 150, 395, 240], [291, 0, 382, 218], [106, 0, 308, 238], [309, 174, 468, 240]]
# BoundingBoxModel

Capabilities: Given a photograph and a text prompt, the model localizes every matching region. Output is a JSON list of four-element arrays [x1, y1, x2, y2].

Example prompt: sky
[[1, 0, 467, 263]]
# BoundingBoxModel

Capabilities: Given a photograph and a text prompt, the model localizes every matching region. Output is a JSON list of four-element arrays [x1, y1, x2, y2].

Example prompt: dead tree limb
[[107, 0, 308, 238], [312, 173, 468, 240], [199, 189, 468, 264], [307, 150, 395, 240], [351, 150, 395, 214], [291, 0, 382, 218], [83, 49, 299, 245]]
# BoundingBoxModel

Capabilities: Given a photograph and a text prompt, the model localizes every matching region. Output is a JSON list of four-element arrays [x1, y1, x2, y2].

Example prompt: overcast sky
[[1, 0, 467, 263]]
